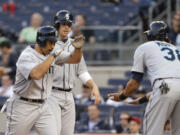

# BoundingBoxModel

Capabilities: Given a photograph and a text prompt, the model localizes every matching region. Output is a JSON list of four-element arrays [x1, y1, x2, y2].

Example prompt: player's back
[[138, 41, 180, 84]]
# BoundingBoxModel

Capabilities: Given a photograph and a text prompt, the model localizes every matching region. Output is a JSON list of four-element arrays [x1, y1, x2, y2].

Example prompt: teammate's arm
[[77, 56, 100, 104], [66, 35, 84, 64], [108, 72, 143, 101], [108, 78, 141, 101], [30, 55, 55, 80], [85, 79, 101, 105], [124, 92, 151, 105], [65, 48, 82, 64]]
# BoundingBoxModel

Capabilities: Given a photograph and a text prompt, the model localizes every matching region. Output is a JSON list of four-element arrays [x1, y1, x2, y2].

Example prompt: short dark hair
[[0, 41, 11, 48]]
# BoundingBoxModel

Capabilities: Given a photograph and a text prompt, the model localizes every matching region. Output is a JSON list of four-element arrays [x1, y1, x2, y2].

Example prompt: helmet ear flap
[[54, 23, 59, 30], [37, 37, 46, 47]]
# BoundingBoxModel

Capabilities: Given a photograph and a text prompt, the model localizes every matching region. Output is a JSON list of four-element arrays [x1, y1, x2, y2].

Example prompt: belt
[[52, 86, 72, 92], [20, 97, 44, 103], [152, 77, 180, 88]]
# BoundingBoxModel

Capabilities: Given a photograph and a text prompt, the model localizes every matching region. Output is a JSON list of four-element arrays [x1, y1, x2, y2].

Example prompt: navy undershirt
[[131, 71, 144, 82]]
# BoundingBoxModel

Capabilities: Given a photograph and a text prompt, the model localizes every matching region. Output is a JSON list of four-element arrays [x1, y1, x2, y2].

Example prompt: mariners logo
[[65, 14, 69, 20]]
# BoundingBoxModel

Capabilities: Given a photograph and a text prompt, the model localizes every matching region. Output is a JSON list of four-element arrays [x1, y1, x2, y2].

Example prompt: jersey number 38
[[161, 47, 180, 61]]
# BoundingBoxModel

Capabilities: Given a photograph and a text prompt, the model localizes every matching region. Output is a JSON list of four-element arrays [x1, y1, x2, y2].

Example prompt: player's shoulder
[[18, 46, 35, 60], [136, 41, 164, 51]]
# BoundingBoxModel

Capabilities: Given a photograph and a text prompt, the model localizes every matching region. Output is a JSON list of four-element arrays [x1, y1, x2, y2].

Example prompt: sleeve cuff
[[79, 72, 92, 84]]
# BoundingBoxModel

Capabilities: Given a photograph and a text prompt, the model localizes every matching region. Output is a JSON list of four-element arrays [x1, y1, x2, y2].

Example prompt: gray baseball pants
[[5, 97, 57, 135], [48, 90, 75, 135], [143, 79, 180, 135]]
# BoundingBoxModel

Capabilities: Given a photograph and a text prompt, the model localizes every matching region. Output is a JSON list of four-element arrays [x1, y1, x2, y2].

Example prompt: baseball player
[[5, 26, 83, 135], [108, 21, 180, 135], [48, 10, 101, 135]]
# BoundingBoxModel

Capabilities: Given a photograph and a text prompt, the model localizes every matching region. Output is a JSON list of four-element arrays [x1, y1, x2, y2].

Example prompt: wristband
[[119, 93, 128, 100], [139, 96, 148, 104]]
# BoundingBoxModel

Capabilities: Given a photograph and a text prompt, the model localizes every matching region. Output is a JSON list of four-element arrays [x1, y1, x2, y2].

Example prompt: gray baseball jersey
[[14, 45, 71, 99], [6, 45, 71, 135], [53, 38, 88, 89], [132, 41, 180, 135], [48, 38, 91, 135]]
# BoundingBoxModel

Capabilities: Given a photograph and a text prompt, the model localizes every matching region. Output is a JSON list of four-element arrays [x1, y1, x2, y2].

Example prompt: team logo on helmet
[[65, 14, 69, 20]]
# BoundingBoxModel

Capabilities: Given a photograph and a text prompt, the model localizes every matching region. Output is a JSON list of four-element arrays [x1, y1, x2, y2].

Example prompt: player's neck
[[58, 35, 68, 40]]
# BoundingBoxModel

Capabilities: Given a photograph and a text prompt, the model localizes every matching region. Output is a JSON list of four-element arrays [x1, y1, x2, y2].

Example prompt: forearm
[[30, 55, 54, 80], [66, 48, 82, 64], [123, 79, 140, 97], [85, 79, 98, 90]]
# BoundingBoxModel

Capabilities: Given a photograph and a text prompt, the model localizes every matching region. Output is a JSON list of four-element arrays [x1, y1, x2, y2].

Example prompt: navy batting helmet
[[54, 10, 73, 29], [36, 26, 58, 47], [144, 21, 169, 41]]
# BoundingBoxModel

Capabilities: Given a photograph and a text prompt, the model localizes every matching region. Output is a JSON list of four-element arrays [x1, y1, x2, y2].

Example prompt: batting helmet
[[36, 26, 58, 47], [144, 21, 169, 41], [54, 10, 73, 29]]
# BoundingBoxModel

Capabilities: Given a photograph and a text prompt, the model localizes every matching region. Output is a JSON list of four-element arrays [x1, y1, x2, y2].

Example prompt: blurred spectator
[[2, 0, 16, 16], [115, 112, 130, 133], [0, 74, 13, 97], [18, 13, 43, 43], [129, 116, 141, 135], [75, 84, 105, 104], [164, 120, 171, 135], [0, 28, 9, 44], [0, 41, 18, 81], [69, 14, 96, 44], [169, 12, 180, 45], [77, 104, 110, 133]]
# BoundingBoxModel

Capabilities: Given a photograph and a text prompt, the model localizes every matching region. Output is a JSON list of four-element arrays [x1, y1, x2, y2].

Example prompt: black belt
[[20, 97, 44, 103], [52, 86, 72, 92]]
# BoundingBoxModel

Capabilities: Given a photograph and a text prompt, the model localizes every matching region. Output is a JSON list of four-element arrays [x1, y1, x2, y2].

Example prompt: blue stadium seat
[[115, 104, 146, 113], [99, 87, 117, 100], [108, 78, 128, 87], [0, 0, 139, 35]]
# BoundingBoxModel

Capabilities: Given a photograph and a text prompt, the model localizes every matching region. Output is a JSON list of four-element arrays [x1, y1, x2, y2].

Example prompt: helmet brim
[[55, 19, 72, 24], [39, 36, 58, 42]]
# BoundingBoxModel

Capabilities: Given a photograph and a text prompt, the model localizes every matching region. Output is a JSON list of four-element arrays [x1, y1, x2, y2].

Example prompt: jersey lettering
[[161, 47, 180, 61]]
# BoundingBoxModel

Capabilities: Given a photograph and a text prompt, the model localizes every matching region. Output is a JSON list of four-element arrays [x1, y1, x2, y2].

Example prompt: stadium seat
[[115, 104, 146, 113], [99, 87, 117, 100], [108, 78, 128, 87]]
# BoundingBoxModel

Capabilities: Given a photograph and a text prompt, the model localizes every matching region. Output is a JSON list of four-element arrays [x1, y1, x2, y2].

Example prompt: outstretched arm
[[65, 48, 82, 64], [108, 78, 141, 101], [124, 92, 151, 105]]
